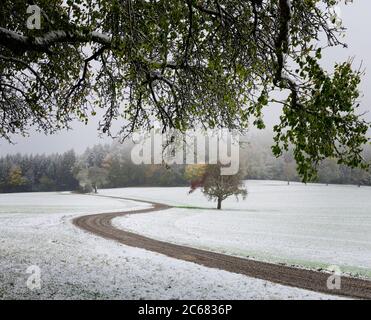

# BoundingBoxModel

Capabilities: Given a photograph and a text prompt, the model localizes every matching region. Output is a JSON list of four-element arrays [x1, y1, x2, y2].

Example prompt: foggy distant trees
[[0, 150, 79, 193], [0, 143, 188, 193], [73, 144, 187, 193], [7, 166, 27, 190], [0, 136, 370, 194], [240, 134, 371, 187]]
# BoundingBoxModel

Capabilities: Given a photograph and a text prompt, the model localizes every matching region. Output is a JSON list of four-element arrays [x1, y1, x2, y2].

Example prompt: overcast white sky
[[0, 1, 370, 155]]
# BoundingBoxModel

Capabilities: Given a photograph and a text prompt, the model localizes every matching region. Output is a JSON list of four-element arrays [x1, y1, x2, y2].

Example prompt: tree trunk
[[217, 197, 222, 210], [94, 184, 98, 193]]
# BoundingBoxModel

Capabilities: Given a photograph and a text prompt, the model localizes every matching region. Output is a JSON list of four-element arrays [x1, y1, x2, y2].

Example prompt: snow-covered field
[[0, 191, 335, 300], [102, 181, 371, 278]]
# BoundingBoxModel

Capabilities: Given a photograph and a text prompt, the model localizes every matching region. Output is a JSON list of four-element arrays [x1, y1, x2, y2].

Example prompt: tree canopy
[[0, 0, 369, 181], [186, 163, 247, 209]]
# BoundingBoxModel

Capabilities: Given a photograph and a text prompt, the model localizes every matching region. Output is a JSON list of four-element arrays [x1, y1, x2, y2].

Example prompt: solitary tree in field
[[187, 164, 247, 210], [0, 0, 369, 181], [88, 166, 108, 193], [74, 165, 108, 193]]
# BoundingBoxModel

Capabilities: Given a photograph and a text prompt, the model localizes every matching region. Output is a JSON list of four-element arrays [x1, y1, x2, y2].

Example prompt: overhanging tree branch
[[0, 27, 111, 54], [0, 0, 369, 181]]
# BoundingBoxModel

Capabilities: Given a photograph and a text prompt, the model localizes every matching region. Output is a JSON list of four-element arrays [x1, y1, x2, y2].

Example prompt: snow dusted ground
[[102, 181, 371, 278], [0, 191, 337, 300]]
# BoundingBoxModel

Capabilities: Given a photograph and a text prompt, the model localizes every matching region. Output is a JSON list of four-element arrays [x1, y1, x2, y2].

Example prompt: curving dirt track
[[73, 195, 371, 299]]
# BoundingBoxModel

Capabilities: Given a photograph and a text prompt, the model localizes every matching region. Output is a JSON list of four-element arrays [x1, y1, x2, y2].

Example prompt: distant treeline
[[0, 143, 187, 193], [0, 133, 370, 193], [243, 133, 371, 186], [0, 151, 79, 193]]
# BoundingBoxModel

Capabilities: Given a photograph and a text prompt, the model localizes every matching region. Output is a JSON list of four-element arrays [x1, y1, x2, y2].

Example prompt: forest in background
[[1, 133, 371, 193]]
